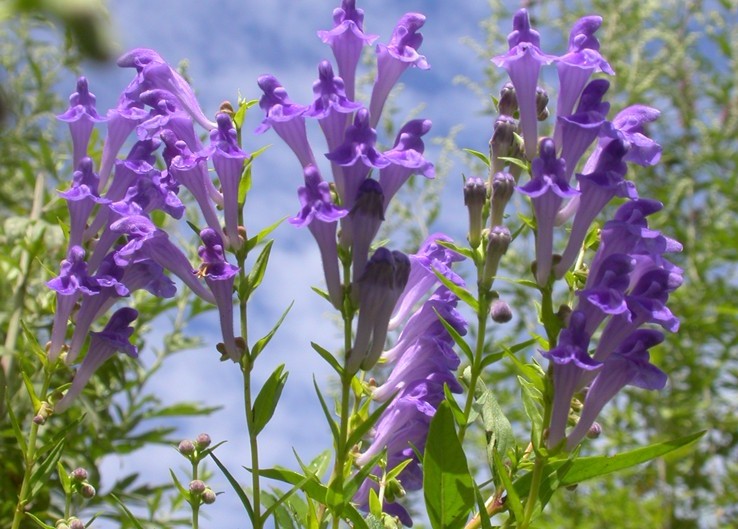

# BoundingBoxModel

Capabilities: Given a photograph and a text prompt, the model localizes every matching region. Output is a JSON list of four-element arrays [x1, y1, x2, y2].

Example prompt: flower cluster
[[258, 1, 435, 374], [354, 235, 467, 526], [50, 50, 245, 412], [488, 10, 680, 450]]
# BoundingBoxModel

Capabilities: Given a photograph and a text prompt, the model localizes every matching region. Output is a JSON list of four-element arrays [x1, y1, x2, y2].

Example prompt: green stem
[[191, 459, 200, 529], [11, 370, 52, 529]]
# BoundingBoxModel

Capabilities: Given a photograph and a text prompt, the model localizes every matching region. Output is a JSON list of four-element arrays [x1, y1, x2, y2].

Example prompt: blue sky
[[77, 1, 510, 527]]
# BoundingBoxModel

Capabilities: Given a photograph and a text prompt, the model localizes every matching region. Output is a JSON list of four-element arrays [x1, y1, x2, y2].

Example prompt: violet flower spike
[[306, 60, 363, 153], [379, 118, 435, 209], [369, 12, 430, 128], [566, 329, 667, 450], [289, 165, 347, 309], [553, 15, 613, 143], [317, 0, 378, 101], [209, 113, 249, 250], [517, 138, 578, 285], [198, 229, 241, 361], [492, 9, 555, 160], [55, 307, 139, 413], [137, 89, 202, 151], [325, 108, 389, 211], [255, 75, 316, 169], [57, 77, 106, 169]]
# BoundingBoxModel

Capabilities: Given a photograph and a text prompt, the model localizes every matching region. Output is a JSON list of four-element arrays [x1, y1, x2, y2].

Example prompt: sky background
[[75, 1, 518, 527]]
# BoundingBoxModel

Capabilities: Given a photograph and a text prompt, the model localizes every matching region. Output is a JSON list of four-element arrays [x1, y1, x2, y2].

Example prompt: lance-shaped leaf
[[252, 364, 289, 435]]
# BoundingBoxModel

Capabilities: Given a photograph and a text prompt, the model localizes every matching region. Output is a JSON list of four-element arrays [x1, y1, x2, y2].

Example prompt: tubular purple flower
[[166, 135, 227, 243], [117, 48, 216, 131], [109, 168, 185, 220], [464, 177, 486, 249], [369, 12, 430, 128], [575, 253, 634, 335], [317, 0, 378, 101], [137, 89, 201, 151], [348, 248, 409, 373], [543, 310, 601, 448], [556, 79, 610, 182], [111, 214, 215, 304], [491, 171, 516, 226], [346, 179, 385, 296], [555, 139, 637, 278], [255, 75, 316, 169], [554, 16, 613, 135], [47, 246, 102, 361], [198, 229, 241, 361], [517, 138, 578, 285], [55, 308, 139, 413], [289, 165, 347, 309], [379, 118, 435, 209], [326, 108, 389, 210], [492, 9, 555, 160], [305, 60, 363, 153], [389, 233, 464, 330], [98, 107, 145, 190], [209, 113, 249, 250], [59, 158, 109, 247], [58, 77, 106, 168], [602, 105, 662, 167], [490, 114, 520, 174], [566, 329, 666, 450]]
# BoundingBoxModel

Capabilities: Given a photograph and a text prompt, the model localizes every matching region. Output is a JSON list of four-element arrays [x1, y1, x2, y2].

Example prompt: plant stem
[[191, 459, 200, 529], [11, 370, 52, 529]]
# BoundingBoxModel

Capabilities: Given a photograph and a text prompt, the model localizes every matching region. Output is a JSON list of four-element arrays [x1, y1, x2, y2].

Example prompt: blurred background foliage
[[1, 0, 737, 528]]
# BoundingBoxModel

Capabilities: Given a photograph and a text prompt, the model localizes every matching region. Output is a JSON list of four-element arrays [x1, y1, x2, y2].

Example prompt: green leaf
[[24, 512, 55, 529], [109, 493, 146, 529], [518, 377, 543, 445], [463, 148, 491, 167], [498, 156, 529, 171], [57, 461, 71, 494], [29, 438, 65, 498], [433, 268, 479, 312], [513, 430, 706, 507], [313, 378, 339, 444], [434, 307, 474, 365], [244, 217, 285, 255], [210, 451, 255, 522], [252, 364, 289, 435], [241, 239, 274, 301], [311, 342, 343, 377], [251, 301, 294, 361], [423, 401, 475, 529], [476, 385, 514, 467], [233, 98, 258, 129], [346, 395, 397, 450], [6, 397, 27, 457], [471, 482, 494, 529], [369, 487, 382, 518], [168, 469, 189, 498], [436, 237, 478, 261], [492, 450, 523, 522]]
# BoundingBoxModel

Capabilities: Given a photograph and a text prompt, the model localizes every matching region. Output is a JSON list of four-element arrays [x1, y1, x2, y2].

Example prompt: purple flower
[[326, 108, 389, 211], [98, 108, 145, 190], [317, 0, 378, 101], [379, 119, 435, 209], [198, 229, 241, 361], [344, 179, 385, 301], [290, 165, 348, 309], [111, 214, 215, 304], [55, 308, 139, 413], [389, 233, 464, 330], [369, 13, 430, 128], [555, 139, 637, 278], [305, 60, 363, 153], [209, 113, 249, 250], [117, 48, 216, 131], [348, 248, 410, 373], [596, 105, 662, 168], [57, 77, 106, 168], [59, 158, 109, 247], [575, 253, 634, 335], [137, 89, 201, 151], [543, 310, 602, 448], [517, 138, 578, 286], [47, 246, 102, 361], [566, 329, 667, 450], [492, 9, 555, 160], [255, 75, 316, 169], [554, 16, 613, 129]]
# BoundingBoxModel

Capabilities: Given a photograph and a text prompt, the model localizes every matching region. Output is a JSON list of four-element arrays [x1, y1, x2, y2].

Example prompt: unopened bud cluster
[[69, 467, 96, 499], [189, 479, 217, 505], [177, 433, 213, 462]]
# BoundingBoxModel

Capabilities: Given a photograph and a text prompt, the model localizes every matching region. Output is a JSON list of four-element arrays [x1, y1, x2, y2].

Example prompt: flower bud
[[536, 86, 549, 121], [202, 488, 217, 504], [482, 226, 511, 288], [80, 484, 96, 499], [384, 477, 407, 503], [463, 177, 487, 249], [55, 521, 70, 529], [491, 172, 515, 226], [189, 479, 207, 494], [69, 519, 85, 529], [178, 439, 196, 455], [195, 433, 211, 449], [498, 82, 518, 116], [490, 115, 519, 173], [34, 401, 53, 425], [490, 298, 513, 323], [71, 468, 88, 482], [586, 422, 602, 439]]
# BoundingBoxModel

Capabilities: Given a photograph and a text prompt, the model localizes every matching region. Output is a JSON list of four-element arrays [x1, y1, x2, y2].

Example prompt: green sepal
[[252, 364, 289, 435]]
